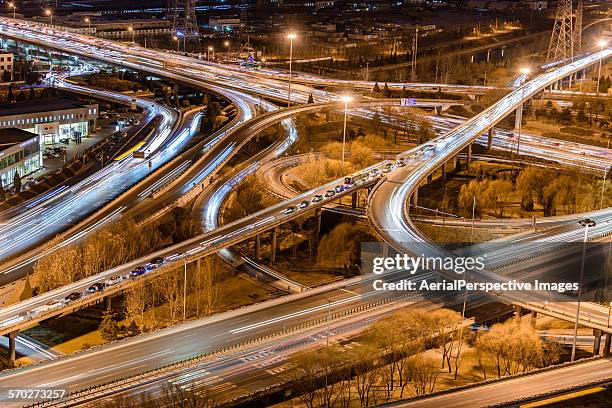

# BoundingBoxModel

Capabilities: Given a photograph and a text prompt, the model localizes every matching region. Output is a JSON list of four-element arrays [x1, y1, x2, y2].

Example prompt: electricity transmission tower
[[170, 0, 199, 47], [573, 0, 583, 57], [547, 0, 574, 63]]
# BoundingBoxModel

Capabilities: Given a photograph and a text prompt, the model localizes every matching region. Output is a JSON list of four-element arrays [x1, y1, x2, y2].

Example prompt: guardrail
[[24, 292, 416, 407]]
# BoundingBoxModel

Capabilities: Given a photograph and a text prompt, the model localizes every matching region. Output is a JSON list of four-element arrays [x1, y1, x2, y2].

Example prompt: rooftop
[[0, 97, 94, 117], [0, 128, 38, 150]]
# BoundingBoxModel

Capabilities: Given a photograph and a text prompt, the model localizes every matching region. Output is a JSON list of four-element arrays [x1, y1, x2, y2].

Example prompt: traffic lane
[[0, 272, 405, 393], [382, 357, 612, 408]]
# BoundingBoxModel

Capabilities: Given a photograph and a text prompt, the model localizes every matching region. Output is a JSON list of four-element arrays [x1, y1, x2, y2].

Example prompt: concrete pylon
[[487, 128, 493, 150], [441, 162, 446, 184], [593, 329, 602, 356], [604, 333, 611, 356], [6, 331, 18, 363], [270, 227, 278, 263], [466, 144, 472, 168], [255, 234, 261, 260], [530, 310, 537, 328], [313, 208, 322, 252], [351, 191, 358, 209]]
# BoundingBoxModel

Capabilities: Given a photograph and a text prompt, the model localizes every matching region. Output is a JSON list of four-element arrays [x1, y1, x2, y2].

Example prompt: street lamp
[[7, 2, 16, 19], [84, 17, 91, 34], [173, 35, 179, 52], [571, 218, 597, 362], [596, 40, 607, 97], [340, 95, 353, 174], [516, 67, 531, 155], [287, 33, 297, 107], [127, 26, 135, 43], [208, 46, 214, 61], [45, 9, 53, 26]]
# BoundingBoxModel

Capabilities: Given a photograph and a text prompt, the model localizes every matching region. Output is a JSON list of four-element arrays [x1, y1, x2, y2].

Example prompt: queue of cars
[[280, 158, 406, 216], [0, 257, 166, 329]]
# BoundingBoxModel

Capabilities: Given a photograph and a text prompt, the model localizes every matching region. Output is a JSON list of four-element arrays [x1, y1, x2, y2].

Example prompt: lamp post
[[45, 9, 53, 26], [224, 40, 230, 57], [208, 46, 214, 61], [128, 26, 135, 43], [516, 67, 530, 155], [84, 17, 91, 34], [340, 95, 353, 174], [287, 33, 296, 107], [596, 40, 607, 97], [183, 258, 187, 323], [173, 36, 179, 52], [571, 218, 597, 362], [8, 2, 16, 19]]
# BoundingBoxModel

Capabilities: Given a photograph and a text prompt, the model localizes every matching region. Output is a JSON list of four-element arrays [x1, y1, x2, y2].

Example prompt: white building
[[0, 97, 98, 146], [0, 53, 14, 81], [0, 128, 41, 188]]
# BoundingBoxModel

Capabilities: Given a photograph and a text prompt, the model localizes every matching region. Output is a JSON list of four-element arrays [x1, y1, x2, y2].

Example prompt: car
[[133, 120, 140, 126], [383, 163, 394, 173], [334, 185, 344, 193], [312, 194, 323, 203], [120, 132, 128, 138], [59, 138, 70, 144], [324, 190, 335, 198], [105, 276, 123, 286], [86, 282, 106, 293], [298, 200, 310, 209], [282, 205, 296, 214], [370, 169, 380, 176], [64, 292, 82, 302], [396, 159, 406, 167], [145, 262, 158, 271], [130, 266, 146, 277], [149, 257, 165, 267]]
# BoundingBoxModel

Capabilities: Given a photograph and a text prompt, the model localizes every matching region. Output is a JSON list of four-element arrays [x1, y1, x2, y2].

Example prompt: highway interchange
[[0, 16, 610, 407]]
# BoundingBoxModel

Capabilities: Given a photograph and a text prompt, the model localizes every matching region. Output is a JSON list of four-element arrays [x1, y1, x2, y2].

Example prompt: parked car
[[59, 138, 70, 144]]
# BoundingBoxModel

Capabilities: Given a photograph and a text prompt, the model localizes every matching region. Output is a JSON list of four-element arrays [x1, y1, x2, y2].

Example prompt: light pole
[[601, 165, 609, 209], [173, 36, 179, 52], [128, 26, 135, 43], [287, 33, 296, 107], [8, 2, 16, 19], [208, 46, 214, 61], [340, 95, 353, 174], [571, 218, 597, 362], [224, 40, 230, 57], [470, 195, 476, 243], [607, 301, 612, 328], [516, 67, 530, 155], [596, 40, 607, 97], [84, 17, 91, 34], [183, 258, 187, 322], [45, 9, 53, 26]]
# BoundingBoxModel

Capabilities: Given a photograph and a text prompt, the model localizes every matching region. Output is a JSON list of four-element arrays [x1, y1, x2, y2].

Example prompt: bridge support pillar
[[487, 128, 493, 150], [513, 305, 522, 319], [270, 227, 278, 263], [255, 234, 261, 260], [6, 330, 18, 364], [314, 208, 322, 252], [593, 329, 602, 356], [173, 83, 180, 109], [435, 106, 441, 116], [604, 333, 611, 356], [427, 174, 433, 184], [514, 103, 523, 131], [453, 155, 460, 171], [466, 144, 472, 168], [351, 191, 358, 209], [382, 242, 389, 258], [441, 162, 446, 184], [104, 295, 112, 311], [530, 310, 537, 328], [411, 188, 418, 211]]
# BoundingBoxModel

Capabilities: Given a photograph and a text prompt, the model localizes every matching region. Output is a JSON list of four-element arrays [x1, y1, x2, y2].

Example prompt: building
[[0, 53, 13, 82], [0, 128, 41, 188], [0, 97, 98, 146]]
